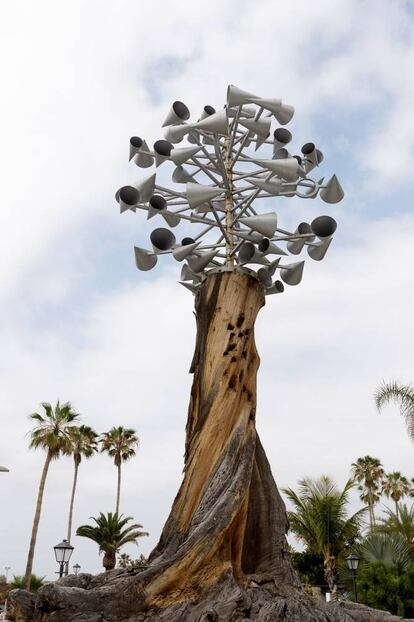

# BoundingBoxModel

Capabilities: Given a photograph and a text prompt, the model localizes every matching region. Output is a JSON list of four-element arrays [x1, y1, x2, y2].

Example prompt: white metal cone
[[162, 212, 180, 228], [320, 174, 344, 204], [267, 257, 281, 275], [239, 212, 278, 238], [181, 264, 201, 282], [249, 178, 283, 195], [227, 85, 257, 107], [188, 250, 217, 273], [258, 238, 287, 256], [172, 242, 200, 262], [192, 109, 228, 135], [239, 251, 269, 266], [256, 158, 305, 181], [163, 123, 191, 144], [250, 97, 282, 114], [280, 261, 304, 286], [136, 173, 156, 203], [172, 166, 195, 184], [170, 146, 200, 167], [186, 182, 224, 209], [129, 138, 142, 161], [265, 280, 284, 295], [134, 246, 157, 271], [274, 104, 295, 125], [307, 237, 332, 261], [255, 134, 269, 151], [287, 238, 307, 255], [239, 117, 271, 138], [133, 139, 154, 168], [257, 267, 273, 287], [162, 101, 190, 127], [155, 153, 169, 168]]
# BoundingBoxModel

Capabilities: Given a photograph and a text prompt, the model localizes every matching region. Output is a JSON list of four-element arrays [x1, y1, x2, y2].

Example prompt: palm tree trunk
[[368, 502, 374, 531], [103, 550, 116, 571], [64, 460, 79, 576], [395, 499, 399, 520], [67, 460, 79, 542], [116, 462, 121, 515], [368, 491, 376, 529], [324, 554, 337, 597], [24, 450, 52, 590]]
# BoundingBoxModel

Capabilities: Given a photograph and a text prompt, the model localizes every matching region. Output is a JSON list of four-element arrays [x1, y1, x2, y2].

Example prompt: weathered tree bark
[[9, 272, 414, 621]]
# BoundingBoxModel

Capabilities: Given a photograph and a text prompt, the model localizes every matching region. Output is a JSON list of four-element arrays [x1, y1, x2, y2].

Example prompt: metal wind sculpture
[[116, 85, 344, 294], [12, 87, 391, 622]]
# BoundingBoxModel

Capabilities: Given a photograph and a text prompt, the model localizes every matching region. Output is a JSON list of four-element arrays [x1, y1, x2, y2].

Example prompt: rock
[[6, 589, 35, 621]]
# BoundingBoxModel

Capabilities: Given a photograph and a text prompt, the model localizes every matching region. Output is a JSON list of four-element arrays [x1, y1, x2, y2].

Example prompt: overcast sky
[[1, 0, 414, 581]]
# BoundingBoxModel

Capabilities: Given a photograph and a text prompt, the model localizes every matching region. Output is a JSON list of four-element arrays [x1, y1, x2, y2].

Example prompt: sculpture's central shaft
[[224, 134, 235, 267]]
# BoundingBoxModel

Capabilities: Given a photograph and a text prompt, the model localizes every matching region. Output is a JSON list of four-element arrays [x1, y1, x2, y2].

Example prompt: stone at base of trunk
[[6, 570, 413, 622]]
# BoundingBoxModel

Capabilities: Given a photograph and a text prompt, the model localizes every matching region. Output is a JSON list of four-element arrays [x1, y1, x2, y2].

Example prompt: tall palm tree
[[283, 476, 366, 595], [66, 425, 98, 543], [381, 471, 412, 519], [351, 456, 384, 530], [76, 512, 148, 570], [24, 401, 80, 590], [376, 503, 414, 545], [375, 380, 414, 441], [100, 427, 139, 514]]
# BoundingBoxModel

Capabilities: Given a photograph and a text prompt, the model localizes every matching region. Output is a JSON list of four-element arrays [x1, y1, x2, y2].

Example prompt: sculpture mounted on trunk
[[10, 85, 411, 622]]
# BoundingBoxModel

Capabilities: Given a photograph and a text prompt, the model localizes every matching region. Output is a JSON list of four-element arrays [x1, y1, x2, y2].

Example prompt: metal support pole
[[59, 562, 64, 578], [352, 571, 358, 603], [224, 134, 234, 267]]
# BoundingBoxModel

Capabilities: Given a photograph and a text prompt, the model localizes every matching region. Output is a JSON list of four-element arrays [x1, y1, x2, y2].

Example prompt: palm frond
[[375, 380, 414, 440]]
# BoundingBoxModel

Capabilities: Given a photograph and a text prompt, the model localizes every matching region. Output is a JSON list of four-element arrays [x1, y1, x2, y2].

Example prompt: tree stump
[[7, 272, 413, 621]]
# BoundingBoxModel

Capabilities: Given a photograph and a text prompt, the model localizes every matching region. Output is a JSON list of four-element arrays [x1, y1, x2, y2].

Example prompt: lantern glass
[[346, 554, 359, 572], [54, 539, 74, 563]]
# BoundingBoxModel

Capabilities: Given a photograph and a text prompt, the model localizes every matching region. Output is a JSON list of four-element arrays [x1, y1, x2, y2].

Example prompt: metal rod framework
[[116, 84, 344, 295]]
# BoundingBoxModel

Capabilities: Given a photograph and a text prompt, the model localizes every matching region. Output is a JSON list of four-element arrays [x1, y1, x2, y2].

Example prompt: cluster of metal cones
[[116, 84, 344, 295]]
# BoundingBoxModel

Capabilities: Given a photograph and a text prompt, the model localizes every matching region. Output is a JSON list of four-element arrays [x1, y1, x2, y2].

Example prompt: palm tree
[[351, 456, 384, 530], [375, 380, 414, 441], [11, 574, 45, 593], [24, 401, 80, 590], [376, 503, 414, 545], [100, 427, 139, 514], [283, 476, 366, 595], [66, 425, 99, 545], [355, 532, 414, 571], [76, 512, 148, 570], [381, 472, 412, 518]]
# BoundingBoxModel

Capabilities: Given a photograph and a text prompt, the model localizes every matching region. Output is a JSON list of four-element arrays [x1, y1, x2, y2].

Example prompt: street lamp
[[54, 540, 74, 579], [73, 564, 81, 576], [346, 553, 360, 602]]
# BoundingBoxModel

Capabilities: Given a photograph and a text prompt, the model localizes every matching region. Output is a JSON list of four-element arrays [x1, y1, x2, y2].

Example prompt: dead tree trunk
[[9, 271, 413, 621], [143, 270, 298, 608]]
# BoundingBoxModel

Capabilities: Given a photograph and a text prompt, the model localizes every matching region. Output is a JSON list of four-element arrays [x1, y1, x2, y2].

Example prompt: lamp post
[[346, 554, 360, 602], [54, 540, 74, 579], [4, 567, 11, 583], [73, 563, 81, 576]]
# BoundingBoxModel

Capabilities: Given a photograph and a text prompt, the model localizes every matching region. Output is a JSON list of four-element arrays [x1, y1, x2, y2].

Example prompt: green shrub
[[356, 561, 414, 617]]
